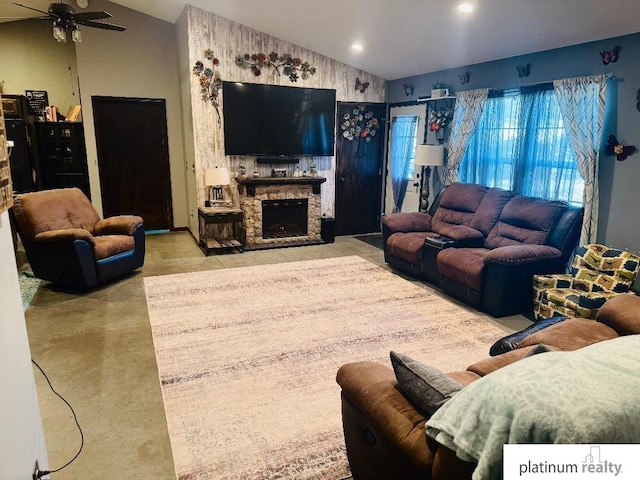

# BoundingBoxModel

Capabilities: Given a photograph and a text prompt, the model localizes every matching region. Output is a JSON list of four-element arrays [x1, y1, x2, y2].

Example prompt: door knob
[[339, 177, 346, 182]]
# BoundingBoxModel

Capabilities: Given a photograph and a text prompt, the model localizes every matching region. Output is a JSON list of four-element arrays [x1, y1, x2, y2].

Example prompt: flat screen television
[[222, 81, 336, 157]]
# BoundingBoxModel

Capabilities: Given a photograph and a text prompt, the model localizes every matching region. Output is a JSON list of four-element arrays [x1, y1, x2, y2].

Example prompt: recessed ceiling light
[[457, 3, 474, 13], [351, 43, 363, 52]]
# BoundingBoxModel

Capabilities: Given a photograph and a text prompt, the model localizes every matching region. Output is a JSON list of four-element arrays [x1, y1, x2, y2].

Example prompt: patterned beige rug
[[144, 256, 506, 480]]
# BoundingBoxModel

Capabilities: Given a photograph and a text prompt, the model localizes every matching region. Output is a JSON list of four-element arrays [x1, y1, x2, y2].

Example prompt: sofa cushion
[[437, 247, 490, 292], [93, 235, 136, 260], [431, 183, 488, 234], [387, 232, 437, 265], [12, 187, 100, 241], [390, 352, 463, 416], [484, 196, 566, 249], [469, 188, 516, 236]]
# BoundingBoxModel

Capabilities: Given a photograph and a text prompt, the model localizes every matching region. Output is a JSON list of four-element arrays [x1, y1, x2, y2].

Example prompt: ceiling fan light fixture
[[71, 26, 82, 42], [52, 24, 67, 42]]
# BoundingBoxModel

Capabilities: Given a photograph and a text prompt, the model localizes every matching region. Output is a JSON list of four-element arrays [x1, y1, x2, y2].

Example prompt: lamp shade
[[415, 144, 444, 167], [205, 167, 230, 186]]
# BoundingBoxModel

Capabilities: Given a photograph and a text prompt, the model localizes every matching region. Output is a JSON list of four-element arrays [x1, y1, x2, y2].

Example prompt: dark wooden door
[[92, 96, 172, 230], [335, 102, 386, 235]]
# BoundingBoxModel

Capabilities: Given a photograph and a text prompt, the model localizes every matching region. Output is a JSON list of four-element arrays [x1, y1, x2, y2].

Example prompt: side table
[[198, 206, 244, 255]]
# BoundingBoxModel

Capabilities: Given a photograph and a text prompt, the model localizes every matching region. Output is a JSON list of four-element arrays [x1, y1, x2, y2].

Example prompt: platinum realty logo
[[504, 445, 640, 479]]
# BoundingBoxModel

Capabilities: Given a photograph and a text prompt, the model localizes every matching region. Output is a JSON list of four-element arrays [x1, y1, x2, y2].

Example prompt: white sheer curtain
[[442, 88, 489, 185], [554, 74, 608, 244]]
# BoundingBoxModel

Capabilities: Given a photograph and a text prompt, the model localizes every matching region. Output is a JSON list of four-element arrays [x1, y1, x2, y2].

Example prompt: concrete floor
[[23, 232, 531, 479]]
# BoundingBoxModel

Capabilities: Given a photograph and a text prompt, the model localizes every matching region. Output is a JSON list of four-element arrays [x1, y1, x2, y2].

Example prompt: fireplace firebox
[[262, 199, 308, 239]]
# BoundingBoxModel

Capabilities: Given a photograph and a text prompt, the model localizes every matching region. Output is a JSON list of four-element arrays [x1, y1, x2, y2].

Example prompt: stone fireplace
[[237, 176, 326, 249]]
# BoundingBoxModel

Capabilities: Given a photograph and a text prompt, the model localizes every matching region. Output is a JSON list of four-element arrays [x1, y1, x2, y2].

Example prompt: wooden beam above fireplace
[[236, 176, 326, 195]]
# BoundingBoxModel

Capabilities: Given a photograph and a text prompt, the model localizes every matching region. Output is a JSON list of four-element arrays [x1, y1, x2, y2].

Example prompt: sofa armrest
[[596, 294, 640, 335], [34, 228, 95, 246], [336, 362, 435, 471], [517, 318, 619, 350], [489, 316, 569, 356], [95, 215, 144, 236], [484, 244, 562, 266], [382, 212, 432, 233]]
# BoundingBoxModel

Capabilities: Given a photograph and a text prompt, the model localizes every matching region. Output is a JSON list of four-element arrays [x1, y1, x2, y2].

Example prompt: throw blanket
[[426, 335, 640, 480]]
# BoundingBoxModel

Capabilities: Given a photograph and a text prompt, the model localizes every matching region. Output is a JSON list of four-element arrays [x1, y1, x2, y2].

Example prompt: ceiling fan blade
[[72, 11, 112, 21], [75, 19, 126, 31], [11, 2, 54, 17]]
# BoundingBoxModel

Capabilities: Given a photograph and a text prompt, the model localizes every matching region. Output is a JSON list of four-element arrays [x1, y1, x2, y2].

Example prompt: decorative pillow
[[390, 351, 463, 416]]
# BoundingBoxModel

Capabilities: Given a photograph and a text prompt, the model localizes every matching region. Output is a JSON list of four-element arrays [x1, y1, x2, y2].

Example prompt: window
[[390, 115, 419, 180], [458, 86, 585, 205]]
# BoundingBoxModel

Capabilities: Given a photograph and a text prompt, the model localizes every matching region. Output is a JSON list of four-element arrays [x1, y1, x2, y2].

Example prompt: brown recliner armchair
[[11, 188, 145, 289], [336, 294, 640, 480]]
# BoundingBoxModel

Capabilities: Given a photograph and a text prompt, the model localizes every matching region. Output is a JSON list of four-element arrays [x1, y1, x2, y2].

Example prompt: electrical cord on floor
[[31, 358, 84, 479]]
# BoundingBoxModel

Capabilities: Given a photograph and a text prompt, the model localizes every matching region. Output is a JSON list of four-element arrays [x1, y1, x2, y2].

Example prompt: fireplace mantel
[[236, 176, 326, 195]]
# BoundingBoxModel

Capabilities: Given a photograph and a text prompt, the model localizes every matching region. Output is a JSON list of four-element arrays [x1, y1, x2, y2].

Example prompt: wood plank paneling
[[186, 6, 386, 216]]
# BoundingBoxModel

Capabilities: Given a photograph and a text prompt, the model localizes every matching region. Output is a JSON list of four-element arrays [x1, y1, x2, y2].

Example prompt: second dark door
[[92, 96, 173, 230], [335, 102, 386, 235]]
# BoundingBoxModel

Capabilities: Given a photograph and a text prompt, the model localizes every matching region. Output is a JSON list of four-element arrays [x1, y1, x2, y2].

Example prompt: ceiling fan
[[9, 1, 126, 43]]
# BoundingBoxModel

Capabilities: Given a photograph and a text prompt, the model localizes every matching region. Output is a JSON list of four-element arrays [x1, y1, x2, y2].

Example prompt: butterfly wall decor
[[403, 83, 414, 97], [355, 77, 369, 93], [516, 63, 531, 78], [605, 134, 636, 161], [600, 46, 620, 65], [459, 72, 470, 85]]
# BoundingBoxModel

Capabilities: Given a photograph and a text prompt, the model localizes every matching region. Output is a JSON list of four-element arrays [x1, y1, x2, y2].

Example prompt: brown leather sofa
[[382, 182, 583, 317], [11, 187, 145, 289], [336, 294, 640, 480]]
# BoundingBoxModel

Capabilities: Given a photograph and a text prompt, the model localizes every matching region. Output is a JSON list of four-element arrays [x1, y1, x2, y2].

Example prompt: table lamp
[[205, 167, 230, 206], [414, 144, 444, 212]]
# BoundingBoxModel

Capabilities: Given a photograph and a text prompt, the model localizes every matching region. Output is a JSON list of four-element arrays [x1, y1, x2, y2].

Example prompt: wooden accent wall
[[186, 6, 386, 216]]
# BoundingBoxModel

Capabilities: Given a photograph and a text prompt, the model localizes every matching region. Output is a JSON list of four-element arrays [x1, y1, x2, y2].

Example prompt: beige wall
[[185, 6, 387, 216], [0, 19, 79, 117], [176, 8, 199, 234], [0, 2, 189, 229], [74, 0, 187, 227]]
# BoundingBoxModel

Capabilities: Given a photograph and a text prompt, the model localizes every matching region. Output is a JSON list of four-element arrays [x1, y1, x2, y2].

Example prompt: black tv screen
[[222, 82, 336, 157]]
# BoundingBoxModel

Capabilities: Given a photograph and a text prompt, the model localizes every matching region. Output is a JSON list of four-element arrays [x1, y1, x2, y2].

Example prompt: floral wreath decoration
[[193, 49, 223, 123], [340, 106, 380, 142], [429, 109, 452, 132], [235, 52, 316, 82]]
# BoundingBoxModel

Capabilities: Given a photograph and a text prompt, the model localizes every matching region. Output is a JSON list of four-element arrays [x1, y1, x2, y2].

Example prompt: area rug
[[144, 256, 506, 480], [19, 271, 41, 312], [354, 232, 384, 250]]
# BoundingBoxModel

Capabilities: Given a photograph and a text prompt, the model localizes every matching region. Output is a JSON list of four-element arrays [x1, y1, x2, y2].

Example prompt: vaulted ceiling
[[3, 0, 640, 80]]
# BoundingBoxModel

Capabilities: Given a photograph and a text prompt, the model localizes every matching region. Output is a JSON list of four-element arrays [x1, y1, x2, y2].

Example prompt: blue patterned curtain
[[459, 86, 584, 205], [443, 89, 489, 185], [554, 75, 608, 244], [389, 116, 418, 212]]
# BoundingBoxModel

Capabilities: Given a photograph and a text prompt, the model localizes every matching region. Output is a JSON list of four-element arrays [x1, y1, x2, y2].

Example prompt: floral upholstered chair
[[533, 244, 640, 320]]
